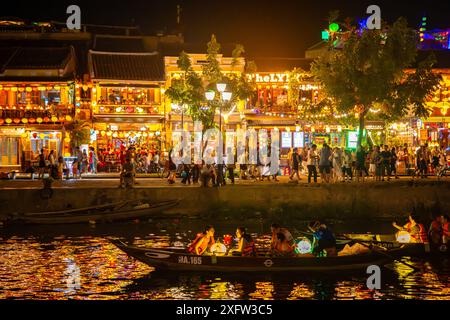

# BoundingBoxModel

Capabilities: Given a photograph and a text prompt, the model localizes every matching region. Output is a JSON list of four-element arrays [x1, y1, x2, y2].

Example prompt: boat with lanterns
[[110, 239, 421, 273]]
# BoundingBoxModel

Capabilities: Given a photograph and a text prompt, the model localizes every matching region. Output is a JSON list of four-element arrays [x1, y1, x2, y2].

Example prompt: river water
[[0, 218, 449, 300]]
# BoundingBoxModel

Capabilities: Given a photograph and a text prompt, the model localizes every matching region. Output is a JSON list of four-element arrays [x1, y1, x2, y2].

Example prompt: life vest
[[242, 236, 256, 256], [443, 222, 449, 238], [187, 233, 214, 255], [406, 222, 428, 243], [274, 241, 294, 254]]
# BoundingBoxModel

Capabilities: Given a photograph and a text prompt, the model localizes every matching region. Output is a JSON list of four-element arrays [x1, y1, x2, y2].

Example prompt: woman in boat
[[270, 224, 294, 250], [429, 214, 443, 246], [230, 227, 256, 256], [392, 214, 428, 243], [308, 221, 337, 257], [187, 226, 216, 255], [272, 232, 295, 257]]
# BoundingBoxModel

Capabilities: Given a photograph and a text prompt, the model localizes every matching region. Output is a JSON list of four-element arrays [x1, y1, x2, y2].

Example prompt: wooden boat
[[8, 199, 180, 225], [111, 240, 411, 273]]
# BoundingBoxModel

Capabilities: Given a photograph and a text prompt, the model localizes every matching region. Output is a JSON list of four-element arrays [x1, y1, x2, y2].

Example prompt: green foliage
[[311, 17, 441, 147]]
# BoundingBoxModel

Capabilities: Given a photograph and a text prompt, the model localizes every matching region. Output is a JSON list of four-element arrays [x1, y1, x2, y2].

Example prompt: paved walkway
[[0, 173, 446, 189]]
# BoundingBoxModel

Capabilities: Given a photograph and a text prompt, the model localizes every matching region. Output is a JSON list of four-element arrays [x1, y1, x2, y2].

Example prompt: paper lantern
[[32, 133, 38, 139], [210, 243, 227, 255], [59, 116, 66, 122], [65, 115, 72, 121], [53, 85, 60, 90], [112, 132, 118, 138], [39, 133, 45, 139], [396, 231, 411, 244], [38, 86, 46, 91], [295, 238, 312, 254], [13, 118, 20, 124], [46, 86, 53, 90], [106, 131, 112, 137], [26, 87, 32, 92], [0, 119, 4, 125], [51, 116, 58, 122], [21, 118, 28, 124], [11, 87, 17, 92], [21, 132, 28, 138], [36, 117, 43, 124], [100, 130, 106, 136], [18, 87, 25, 92], [64, 137, 71, 142], [43, 117, 50, 122]]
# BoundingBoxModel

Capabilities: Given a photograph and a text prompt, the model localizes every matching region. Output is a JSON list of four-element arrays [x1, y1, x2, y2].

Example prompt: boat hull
[[111, 241, 399, 273], [10, 200, 179, 225]]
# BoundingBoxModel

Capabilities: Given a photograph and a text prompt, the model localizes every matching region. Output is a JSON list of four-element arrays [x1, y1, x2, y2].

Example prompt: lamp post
[[205, 83, 232, 186]]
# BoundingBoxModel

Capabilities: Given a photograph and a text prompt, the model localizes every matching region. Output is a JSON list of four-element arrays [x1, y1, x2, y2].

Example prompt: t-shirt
[[319, 147, 332, 166], [307, 150, 319, 166], [380, 151, 391, 164], [356, 150, 366, 165]]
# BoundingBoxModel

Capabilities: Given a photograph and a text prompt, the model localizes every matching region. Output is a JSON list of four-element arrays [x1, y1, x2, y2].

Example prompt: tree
[[69, 120, 90, 149], [311, 17, 441, 148]]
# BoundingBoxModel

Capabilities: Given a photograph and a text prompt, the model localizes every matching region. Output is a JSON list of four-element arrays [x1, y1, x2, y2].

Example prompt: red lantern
[[13, 118, 20, 124], [28, 118, 36, 124], [43, 117, 50, 122], [0, 118, 4, 125], [32, 133, 38, 139], [59, 116, 65, 122]]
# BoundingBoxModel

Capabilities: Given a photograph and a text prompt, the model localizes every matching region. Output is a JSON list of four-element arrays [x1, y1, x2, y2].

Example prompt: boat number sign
[[178, 256, 203, 265], [264, 259, 273, 267]]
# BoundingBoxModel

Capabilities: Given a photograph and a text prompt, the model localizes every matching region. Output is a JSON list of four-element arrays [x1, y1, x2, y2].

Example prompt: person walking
[[319, 142, 332, 183], [380, 145, 391, 181], [307, 144, 319, 184], [89, 146, 98, 174], [289, 148, 301, 181], [37, 148, 46, 179]]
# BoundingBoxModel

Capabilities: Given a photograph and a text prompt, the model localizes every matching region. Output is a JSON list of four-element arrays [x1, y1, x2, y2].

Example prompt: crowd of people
[[287, 142, 449, 184]]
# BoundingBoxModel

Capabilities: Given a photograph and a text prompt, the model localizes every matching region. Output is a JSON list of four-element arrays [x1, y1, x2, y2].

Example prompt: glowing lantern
[[51, 116, 58, 122], [13, 118, 20, 124], [329, 23, 339, 32], [82, 85, 88, 91], [46, 86, 53, 90], [210, 243, 227, 256], [18, 87, 25, 92], [21, 118, 28, 124], [126, 106, 134, 113], [36, 117, 43, 124], [11, 87, 17, 92], [64, 136, 71, 142], [149, 132, 155, 138], [396, 231, 412, 243], [43, 117, 50, 122], [21, 132, 28, 138], [29, 118, 36, 124], [115, 107, 123, 113], [100, 130, 106, 136], [39, 133, 45, 139], [26, 87, 32, 92], [32, 133, 38, 139], [112, 132, 118, 138], [0, 119, 4, 125], [38, 86, 46, 91], [53, 85, 60, 90], [106, 131, 112, 137], [65, 115, 72, 121], [143, 132, 148, 137], [295, 238, 312, 254], [59, 116, 66, 122]]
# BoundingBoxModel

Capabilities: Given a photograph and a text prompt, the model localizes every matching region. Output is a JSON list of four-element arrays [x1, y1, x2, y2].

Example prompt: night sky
[[3, 0, 450, 58]]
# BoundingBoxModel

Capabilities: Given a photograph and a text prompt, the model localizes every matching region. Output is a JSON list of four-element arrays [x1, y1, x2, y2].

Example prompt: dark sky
[[3, 0, 450, 57]]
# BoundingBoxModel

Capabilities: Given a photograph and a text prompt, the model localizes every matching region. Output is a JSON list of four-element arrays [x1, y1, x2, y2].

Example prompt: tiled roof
[[90, 50, 164, 81], [5, 47, 72, 69]]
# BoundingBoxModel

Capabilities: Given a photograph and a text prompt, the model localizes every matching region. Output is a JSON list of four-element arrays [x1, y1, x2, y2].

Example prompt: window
[[0, 137, 19, 166]]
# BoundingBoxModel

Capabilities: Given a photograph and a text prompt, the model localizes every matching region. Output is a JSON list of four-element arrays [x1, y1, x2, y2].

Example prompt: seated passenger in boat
[[392, 214, 428, 243], [429, 214, 443, 246], [442, 215, 449, 244], [229, 227, 256, 256], [270, 224, 294, 250], [308, 221, 337, 257], [187, 226, 216, 255], [272, 232, 295, 257]]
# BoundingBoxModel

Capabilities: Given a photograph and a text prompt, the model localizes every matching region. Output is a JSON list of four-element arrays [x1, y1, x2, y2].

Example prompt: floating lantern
[[295, 238, 312, 254], [36, 117, 43, 124], [21, 118, 28, 124], [210, 243, 227, 256], [396, 231, 411, 243]]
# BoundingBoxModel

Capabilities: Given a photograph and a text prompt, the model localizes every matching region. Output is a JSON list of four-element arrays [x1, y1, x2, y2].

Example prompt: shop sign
[[281, 131, 292, 148], [346, 131, 359, 149], [248, 73, 288, 83], [293, 132, 304, 148]]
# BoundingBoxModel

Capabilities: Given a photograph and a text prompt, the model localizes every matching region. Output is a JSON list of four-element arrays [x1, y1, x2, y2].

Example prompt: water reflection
[[0, 225, 449, 300]]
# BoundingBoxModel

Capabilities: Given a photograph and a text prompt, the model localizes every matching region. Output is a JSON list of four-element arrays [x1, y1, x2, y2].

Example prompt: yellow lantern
[[64, 136, 71, 143], [51, 116, 58, 122], [21, 132, 28, 138], [53, 85, 60, 90], [21, 118, 28, 124], [18, 87, 25, 92], [36, 117, 43, 124], [106, 131, 112, 137], [38, 86, 46, 91], [39, 133, 45, 139], [100, 130, 106, 136], [26, 87, 32, 92], [11, 87, 17, 92], [65, 115, 72, 121]]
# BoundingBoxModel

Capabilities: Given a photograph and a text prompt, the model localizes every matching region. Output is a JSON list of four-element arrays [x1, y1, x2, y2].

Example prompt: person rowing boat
[[308, 221, 337, 257]]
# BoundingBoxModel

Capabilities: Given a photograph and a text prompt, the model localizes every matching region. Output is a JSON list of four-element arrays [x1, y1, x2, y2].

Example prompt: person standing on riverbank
[[289, 148, 301, 181], [307, 145, 319, 184], [319, 143, 332, 183]]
